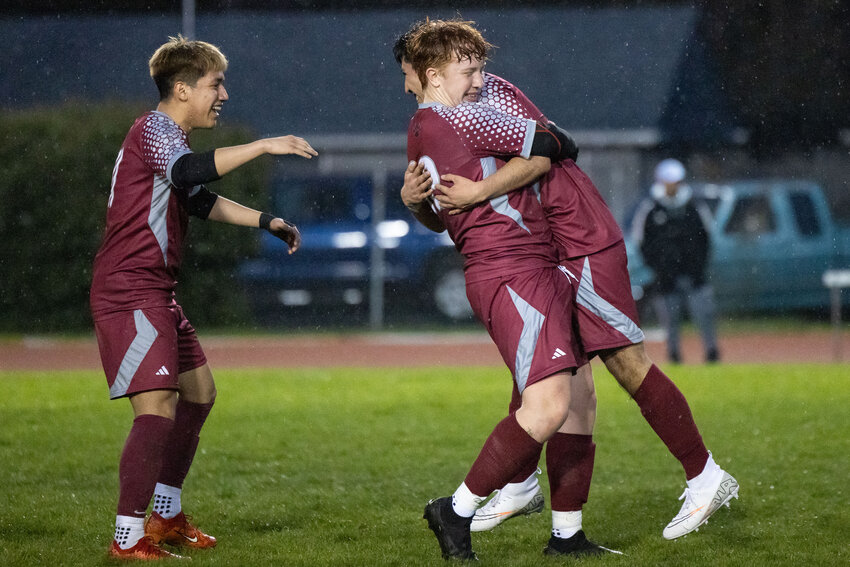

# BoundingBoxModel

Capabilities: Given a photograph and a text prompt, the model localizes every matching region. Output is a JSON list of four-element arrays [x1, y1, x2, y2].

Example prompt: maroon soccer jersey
[[479, 73, 623, 259], [407, 102, 559, 282], [90, 111, 195, 318]]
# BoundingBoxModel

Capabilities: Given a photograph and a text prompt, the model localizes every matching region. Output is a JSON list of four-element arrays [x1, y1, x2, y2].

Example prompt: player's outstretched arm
[[207, 196, 301, 253], [213, 135, 318, 177], [400, 161, 445, 233], [435, 155, 550, 214]]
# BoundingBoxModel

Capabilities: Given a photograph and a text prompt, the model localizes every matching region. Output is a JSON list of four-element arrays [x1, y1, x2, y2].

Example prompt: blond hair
[[149, 35, 228, 100]]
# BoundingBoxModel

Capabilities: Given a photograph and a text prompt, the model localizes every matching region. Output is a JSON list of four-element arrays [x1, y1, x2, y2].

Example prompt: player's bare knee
[[198, 387, 217, 405], [601, 343, 652, 395], [518, 395, 569, 440]]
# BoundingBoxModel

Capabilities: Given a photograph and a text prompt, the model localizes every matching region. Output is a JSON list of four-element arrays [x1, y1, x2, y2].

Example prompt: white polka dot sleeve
[[140, 112, 192, 184], [434, 103, 536, 159]]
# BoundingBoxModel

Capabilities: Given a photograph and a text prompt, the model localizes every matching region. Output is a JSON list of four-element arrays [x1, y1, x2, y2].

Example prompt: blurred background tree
[[700, 0, 850, 151], [0, 102, 268, 333]]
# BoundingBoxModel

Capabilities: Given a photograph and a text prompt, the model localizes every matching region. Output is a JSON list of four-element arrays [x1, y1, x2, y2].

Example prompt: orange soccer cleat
[[145, 511, 217, 549], [108, 536, 186, 561]]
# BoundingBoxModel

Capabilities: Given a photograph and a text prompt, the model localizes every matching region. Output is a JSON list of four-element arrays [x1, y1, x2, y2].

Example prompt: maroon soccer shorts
[[94, 304, 207, 399], [465, 266, 587, 394], [559, 240, 645, 355]]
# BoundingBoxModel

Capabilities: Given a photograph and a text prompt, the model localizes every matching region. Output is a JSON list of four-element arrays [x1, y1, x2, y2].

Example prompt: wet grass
[[0, 364, 846, 566]]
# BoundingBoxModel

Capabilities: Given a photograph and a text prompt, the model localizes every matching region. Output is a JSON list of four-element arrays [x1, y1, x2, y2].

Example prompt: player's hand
[[268, 217, 302, 254], [435, 173, 484, 215], [263, 135, 318, 159], [400, 160, 433, 211]]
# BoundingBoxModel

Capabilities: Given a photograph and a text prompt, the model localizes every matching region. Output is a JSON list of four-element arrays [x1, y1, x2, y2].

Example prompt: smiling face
[[149, 37, 229, 131], [425, 54, 485, 107], [184, 70, 228, 131]]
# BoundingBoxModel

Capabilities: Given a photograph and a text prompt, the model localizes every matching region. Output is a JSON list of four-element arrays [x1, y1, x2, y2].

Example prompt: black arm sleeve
[[530, 122, 580, 163], [530, 125, 561, 160], [186, 185, 219, 220], [171, 150, 221, 188], [545, 121, 579, 162]]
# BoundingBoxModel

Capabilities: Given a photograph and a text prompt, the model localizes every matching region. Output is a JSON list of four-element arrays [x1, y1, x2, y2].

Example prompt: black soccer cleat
[[423, 497, 478, 561], [543, 530, 623, 557]]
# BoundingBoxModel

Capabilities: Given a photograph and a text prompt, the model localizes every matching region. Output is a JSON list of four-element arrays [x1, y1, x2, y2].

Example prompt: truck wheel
[[428, 255, 473, 321]]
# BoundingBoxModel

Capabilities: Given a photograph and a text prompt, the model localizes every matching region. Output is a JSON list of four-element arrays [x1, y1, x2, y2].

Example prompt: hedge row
[[0, 101, 270, 333]]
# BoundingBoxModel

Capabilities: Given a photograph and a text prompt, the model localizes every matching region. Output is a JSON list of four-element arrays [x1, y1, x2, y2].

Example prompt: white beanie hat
[[654, 158, 686, 184]]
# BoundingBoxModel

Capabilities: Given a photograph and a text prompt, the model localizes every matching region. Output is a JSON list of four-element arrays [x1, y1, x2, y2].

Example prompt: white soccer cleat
[[663, 470, 739, 540], [470, 486, 545, 532]]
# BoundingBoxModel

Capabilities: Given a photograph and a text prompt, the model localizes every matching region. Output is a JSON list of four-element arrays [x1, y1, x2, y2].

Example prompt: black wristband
[[259, 212, 275, 230]]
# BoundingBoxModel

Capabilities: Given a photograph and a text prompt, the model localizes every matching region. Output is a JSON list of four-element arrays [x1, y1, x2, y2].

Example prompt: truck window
[[789, 192, 822, 237], [724, 195, 776, 236]]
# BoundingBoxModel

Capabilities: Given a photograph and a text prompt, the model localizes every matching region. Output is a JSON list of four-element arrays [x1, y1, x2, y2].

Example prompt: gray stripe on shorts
[[110, 310, 159, 399], [481, 157, 531, 234], [506, 285, 546, 394], [562, 260, 645, 344]]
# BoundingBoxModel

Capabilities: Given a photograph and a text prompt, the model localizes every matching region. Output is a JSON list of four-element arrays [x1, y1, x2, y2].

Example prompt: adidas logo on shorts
[[155, 366, 170, 376], [551, 348, 567, 359]]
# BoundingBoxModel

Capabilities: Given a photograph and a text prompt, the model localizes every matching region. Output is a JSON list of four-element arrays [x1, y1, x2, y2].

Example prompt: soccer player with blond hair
[[91, 36, 316, 560]]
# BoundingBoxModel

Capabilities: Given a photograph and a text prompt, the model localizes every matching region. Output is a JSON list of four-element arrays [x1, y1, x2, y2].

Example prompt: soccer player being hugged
[[398, 18, 738, 557], [90, 36, 316, 560], [402, 21, 620, 560]]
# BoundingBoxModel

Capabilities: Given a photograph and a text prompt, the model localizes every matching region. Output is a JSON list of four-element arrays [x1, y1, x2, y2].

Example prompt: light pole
[[182, 0, 196, 39]]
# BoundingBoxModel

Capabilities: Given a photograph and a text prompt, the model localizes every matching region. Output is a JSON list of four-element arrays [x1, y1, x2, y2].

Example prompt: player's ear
[[173, 80, 190, 102], [425, 67, 441, 88]]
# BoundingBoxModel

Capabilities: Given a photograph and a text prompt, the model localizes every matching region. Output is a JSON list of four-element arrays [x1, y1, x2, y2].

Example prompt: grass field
[[0, 363, 847, 566]]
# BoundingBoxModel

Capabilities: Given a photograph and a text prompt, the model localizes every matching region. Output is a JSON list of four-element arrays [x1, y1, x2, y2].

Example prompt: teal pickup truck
[[625, 180, 850, 313]]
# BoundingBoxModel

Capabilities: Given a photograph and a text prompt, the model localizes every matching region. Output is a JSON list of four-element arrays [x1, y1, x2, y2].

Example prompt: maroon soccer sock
[[157, 398, 214, 489], [507, 451, 542, 484], [464, 414, 543, 498], [506, 388, 541, 484], [632, 365, 709, 479], [546, 433, 595, 511], [116, 414, 174, 517]]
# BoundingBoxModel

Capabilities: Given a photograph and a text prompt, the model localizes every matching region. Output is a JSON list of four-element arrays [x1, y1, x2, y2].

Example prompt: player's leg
[[425, 372, 570, 559], [471, 383, 544, 532], [426, 268, 582, 559], [110, 389, 183, 560], [565, 243, 709, 475], [547, 363, 596, 538], [602, 341, 710, 467], [567, 244, 738, 538], [95, 308, 186, 560], [147, 308, 217, 549], [543, 364, 619, 556], [473, 362, 595, 535], [601, 340, 739, 538]]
